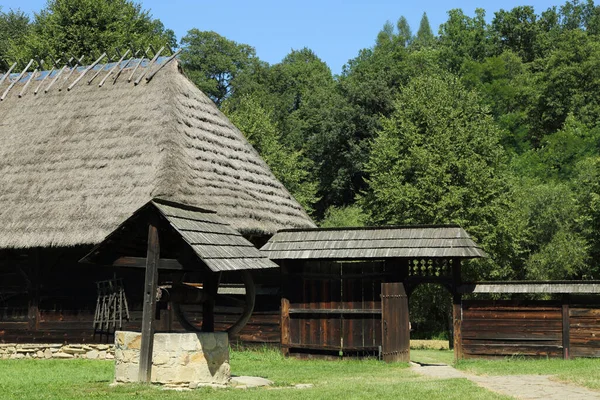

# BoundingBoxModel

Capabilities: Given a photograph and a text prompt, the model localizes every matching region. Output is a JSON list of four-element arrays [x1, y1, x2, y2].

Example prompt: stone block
[[113, 331, 230, 385], [53, 352, 74, 359], [86, 350, 99, 360]]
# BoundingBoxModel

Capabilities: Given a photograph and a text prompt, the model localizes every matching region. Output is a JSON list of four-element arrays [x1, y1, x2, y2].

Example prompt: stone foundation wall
[[114, 331, 230, 385], [0, 343, 115, 360]]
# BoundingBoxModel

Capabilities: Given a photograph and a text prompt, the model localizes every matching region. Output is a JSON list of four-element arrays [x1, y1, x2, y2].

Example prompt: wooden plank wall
[[461, 300, 600, 359], [461, 301, 564, 358], [282, 261, 399, 356]]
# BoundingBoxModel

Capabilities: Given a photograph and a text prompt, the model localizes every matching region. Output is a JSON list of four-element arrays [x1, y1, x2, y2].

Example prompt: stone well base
[[114, 331, 230, 385]]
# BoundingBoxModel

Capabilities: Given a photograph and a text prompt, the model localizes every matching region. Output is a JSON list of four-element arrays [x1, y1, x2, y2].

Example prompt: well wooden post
[[138, 223, 160, 383], [202, 272, 220, 332], [452, 259, 463, 361], [280, 262, 290, 356], [27, 248, 41, 332]]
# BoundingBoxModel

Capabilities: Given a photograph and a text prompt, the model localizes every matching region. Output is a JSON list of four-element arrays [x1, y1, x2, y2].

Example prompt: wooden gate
[[381, 282, 410, 362]]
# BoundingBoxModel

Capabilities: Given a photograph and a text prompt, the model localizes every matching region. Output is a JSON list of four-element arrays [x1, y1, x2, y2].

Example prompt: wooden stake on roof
[[1, 59, 33, 101], [58, 55, 84, 91], [146, 48, 182, 83], [128, 47, 151, 83], [99, 49, 130, 88], [0, 62, 17, 88], [34, 59, 56, 95], [134, 46, 164, 86], [113, 50, 139, 84], [67, 52, 106, 91], [45, 58, 72, 93], [19, 68, 38, 98]]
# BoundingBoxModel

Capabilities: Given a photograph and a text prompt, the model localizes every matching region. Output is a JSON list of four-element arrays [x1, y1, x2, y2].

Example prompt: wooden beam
[[138, 223, 160, 383], [111, 256, 183, 270]]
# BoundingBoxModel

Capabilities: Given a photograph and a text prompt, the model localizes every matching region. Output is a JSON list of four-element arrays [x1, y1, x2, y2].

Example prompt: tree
[[414, 12, 435, 47], [8, 0, 175, 64], [0, 8, 30, 69], [180, 30, 259, 106], [491, 6, 540, 62], [438, 8, 491, 71], [361, 73, 512, 278], [397, 16, 413, 47]]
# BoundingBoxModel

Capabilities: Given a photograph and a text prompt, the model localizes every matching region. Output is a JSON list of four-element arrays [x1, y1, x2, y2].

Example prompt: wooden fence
[[459, 300, 600, 359]]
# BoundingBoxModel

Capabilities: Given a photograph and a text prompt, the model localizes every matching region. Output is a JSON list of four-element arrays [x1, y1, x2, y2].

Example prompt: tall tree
[[180, 30, 260, 106], [397, 16, 413, 47], [414, 12, 435, 47]]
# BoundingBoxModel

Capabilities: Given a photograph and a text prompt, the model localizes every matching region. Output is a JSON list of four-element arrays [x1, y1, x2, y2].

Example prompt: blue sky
[[3, 0, 563, 74]]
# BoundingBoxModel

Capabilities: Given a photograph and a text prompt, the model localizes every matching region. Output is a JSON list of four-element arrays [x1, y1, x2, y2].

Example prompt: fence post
[[562, 294, 570, 360]]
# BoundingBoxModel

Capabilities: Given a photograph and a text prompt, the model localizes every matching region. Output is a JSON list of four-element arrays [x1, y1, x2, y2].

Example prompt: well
[[114, 331, 230, 385]]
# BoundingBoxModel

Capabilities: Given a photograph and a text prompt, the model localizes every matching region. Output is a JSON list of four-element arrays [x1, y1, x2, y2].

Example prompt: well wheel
[[172, 270, 255, 338]]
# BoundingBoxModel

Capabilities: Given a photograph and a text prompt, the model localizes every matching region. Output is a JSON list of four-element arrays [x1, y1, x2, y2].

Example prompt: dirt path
[[410, 363, 600, 400]]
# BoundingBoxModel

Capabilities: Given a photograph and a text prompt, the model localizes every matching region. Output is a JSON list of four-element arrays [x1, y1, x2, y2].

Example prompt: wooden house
[[0, 56, 315, 344]]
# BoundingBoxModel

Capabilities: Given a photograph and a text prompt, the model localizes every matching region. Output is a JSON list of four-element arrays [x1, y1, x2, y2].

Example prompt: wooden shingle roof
[[261, 225, 487, 260], [153, 200, 278, 271], [82, 199, 278, 272]]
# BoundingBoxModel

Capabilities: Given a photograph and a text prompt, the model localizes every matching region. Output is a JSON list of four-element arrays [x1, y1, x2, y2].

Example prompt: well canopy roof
[[82, 198, 279, 272], [261, 225, 488, 260], [0, 57, 314, 249]]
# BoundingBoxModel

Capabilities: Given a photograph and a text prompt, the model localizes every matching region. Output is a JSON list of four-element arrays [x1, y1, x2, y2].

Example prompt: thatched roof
[[261, 225, 488, 260], [0, 57, 314, 249]]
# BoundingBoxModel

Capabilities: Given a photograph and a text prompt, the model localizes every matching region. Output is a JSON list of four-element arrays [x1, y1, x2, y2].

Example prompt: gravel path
[[410, 362, 600, 400]]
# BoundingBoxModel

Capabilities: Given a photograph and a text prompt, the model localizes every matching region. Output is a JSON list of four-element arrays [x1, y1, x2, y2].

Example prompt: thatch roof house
[[0, 57, 314, 343], [0, 58, 314, 249]]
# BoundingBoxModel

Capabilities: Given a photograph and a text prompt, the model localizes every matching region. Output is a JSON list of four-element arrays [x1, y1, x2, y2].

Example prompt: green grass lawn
[[0, 348, 509, 400]]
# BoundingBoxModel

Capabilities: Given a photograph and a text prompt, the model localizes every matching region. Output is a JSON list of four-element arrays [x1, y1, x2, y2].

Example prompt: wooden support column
[[562, 295, 570, 360], [452, 259, 463, 361], [27, 248, 41, 332], [202, 272, 220, 332], [280, 262, 290, 357], [138, 223, 160, 383]]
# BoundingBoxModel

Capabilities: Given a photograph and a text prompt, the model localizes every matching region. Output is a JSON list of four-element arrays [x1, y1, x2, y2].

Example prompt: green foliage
[[6, 0, 175, 64], [180, 30, 259, 106], [320, 205, 367, 228], [0, 8, 30, 69]]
